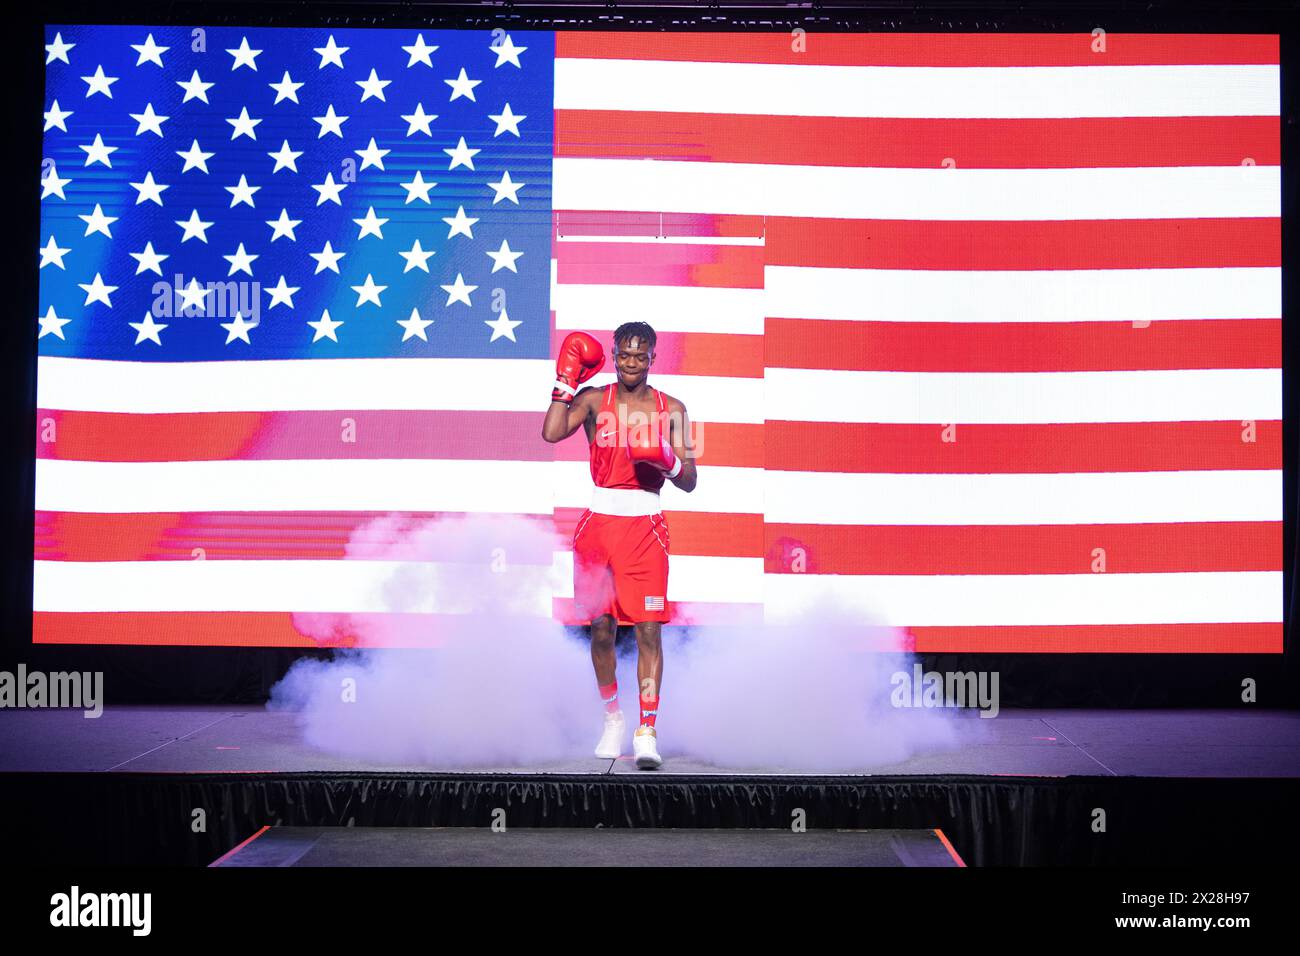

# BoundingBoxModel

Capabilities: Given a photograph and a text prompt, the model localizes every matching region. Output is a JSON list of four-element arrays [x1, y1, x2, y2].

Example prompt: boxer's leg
[[634, 620, 663, 730]]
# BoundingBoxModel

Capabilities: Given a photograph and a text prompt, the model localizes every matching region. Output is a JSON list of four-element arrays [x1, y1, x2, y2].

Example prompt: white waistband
[[590, 486, 662, 517]]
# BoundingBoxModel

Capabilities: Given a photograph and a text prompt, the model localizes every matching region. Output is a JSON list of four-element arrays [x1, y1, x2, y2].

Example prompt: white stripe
[[762, 571, 1282, 626], [552, 551, 763, 603], [38, 356, 555, 414], [575, 373, 764, 424], [553, 461, 761, 514], [555, 159, 1279, 221], [36, 459, 557, 514], [765, 368, 1281, 424], [766, 266, 1281, 324], [34, 559, 559, 615], [553, 281, 765, 335], [556, 233, 764, 246], [555, 59, 1279, 119], [764, 469, 1282, 525]]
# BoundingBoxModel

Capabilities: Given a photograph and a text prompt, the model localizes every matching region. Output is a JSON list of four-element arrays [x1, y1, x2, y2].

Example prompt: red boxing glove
[[553, 332, 605, 405], [627, 420, 682, 479]]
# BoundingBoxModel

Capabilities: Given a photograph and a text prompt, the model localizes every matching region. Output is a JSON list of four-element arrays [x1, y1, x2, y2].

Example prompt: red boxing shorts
[[572, 490, 670, 625]]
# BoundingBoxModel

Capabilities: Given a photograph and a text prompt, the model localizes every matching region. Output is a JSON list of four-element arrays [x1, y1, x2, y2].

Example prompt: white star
[[129, 241, 169, 276], [130, 103, 169, 137], [351, 274, 388, 307], [308, 309, 344, 343], [177, 70, 214, 104], [131, 33, 169, 67], [314, 35, 349, 69], [440, 272, 477, 307], [486, 238, 523, 273], [44, 100, 73, 132], [221, 312, 258, 345], [312, 172, 347, 206], [485, 308, 522, 343], [176, 209, 214, 243], [129, 311, 168, 345], [39, 236, 71, 269], [269, 71, 304, 104], [227, 106, 262, 141], [38, 306, 72, 340], [313, 104, 348, 138], [225, 174, 260, 208], [79, 272, 118, 307], [41, 166, 71, 200], [443, 136, 480, 171], [177, 139, 214, 174], [353, 206, 389, 239], [227, 37, 263, 71], [79, 133, 117, 168], [45, 32, 75, 65], [266, 208, 301, 241], [487, 170, 526, 205], [399, 170, 436, 204], [268, 140, 303, 173], [223, 242, 258, 276], [490, 34, 527, 68], [442, 204, 478, 239], [177, 277, 210, 312], [403, 34, 439, 67], [488, 103, 525, 137], [444, 67, 481, 102], [78, 204, 117, 238], [129, 171, 168, 206], [356, 68, 391, 102], [265, 275, 301, 309], [402, 103, 437, 136], [398, 239, 435, 273], [309, 241, 345, 274], [398, 307, 434, 342], [81, 65, 118, 98], [354, 138, 390, 171]]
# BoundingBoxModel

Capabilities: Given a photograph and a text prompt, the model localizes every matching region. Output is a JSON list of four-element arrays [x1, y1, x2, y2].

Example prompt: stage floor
[[2, 705, 1298, 777]]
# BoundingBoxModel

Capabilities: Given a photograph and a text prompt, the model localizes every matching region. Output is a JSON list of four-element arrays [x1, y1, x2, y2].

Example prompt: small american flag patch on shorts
[[644, 595, 665, 611]]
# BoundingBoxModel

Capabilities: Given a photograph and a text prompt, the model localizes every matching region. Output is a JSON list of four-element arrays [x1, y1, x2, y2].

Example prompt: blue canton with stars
[[38, 25, 553, 360]]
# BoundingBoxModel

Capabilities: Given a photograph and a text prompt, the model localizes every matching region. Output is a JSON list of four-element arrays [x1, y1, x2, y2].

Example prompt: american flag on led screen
[[35, 27, 1282, 652]]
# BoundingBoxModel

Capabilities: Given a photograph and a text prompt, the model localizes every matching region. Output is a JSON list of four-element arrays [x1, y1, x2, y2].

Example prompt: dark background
[[2, 0, 1297, 707]]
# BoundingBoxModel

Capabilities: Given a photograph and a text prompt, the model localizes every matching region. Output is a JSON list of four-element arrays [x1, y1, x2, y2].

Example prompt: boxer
[[542, 322, 697, 769]]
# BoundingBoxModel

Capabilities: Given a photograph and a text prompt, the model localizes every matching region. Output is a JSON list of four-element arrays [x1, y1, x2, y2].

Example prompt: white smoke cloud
[[268, 513, 963, 772]]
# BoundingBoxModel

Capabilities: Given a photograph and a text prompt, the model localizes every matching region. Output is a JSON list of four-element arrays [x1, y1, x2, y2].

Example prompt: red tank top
[[589, 383, 668, 492]]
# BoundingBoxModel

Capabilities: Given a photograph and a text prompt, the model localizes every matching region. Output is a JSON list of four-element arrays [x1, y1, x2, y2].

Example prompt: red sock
[[639, 693, 659, 730], [598, 681, 619, 715]]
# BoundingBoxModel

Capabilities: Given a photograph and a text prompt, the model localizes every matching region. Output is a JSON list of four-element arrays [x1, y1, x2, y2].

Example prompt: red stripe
[[556, 239, 763, 288], [907, 622, 1282, 653], [34, 511, 561, 562], [558, 112, 1280, 170], [765, 218, 1280, 271], [31, 612, 1280, 652], [763, 421, 1280, 474], [35, 410, 551, 462], [552, 598, 764, 628], [550, 329, 764, 379], [555, 210, 764, 240], [554, 507, 763, 558], [551, 420, 762, 469], [765, 522, 1281, 574], [557, 32, 1278, 66], [766, 318, 1281, 373]]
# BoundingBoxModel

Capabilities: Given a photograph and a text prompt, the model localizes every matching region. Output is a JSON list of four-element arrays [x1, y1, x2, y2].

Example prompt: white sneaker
[[594, 711, 626, 758], [633, 725, 662, 770]]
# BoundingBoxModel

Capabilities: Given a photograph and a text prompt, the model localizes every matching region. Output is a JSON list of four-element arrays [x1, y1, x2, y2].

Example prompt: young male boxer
[[541, 322, 697, 769]]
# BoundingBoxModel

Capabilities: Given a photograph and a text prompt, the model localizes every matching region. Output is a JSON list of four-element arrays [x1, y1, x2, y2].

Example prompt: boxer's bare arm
[[542, 386, 598, 443], [664, 396, 698, 493]]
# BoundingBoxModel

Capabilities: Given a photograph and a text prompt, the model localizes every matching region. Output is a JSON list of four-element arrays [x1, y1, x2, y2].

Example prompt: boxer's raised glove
[[627, 420, 682, 479], [553, 332, 605, 405]]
